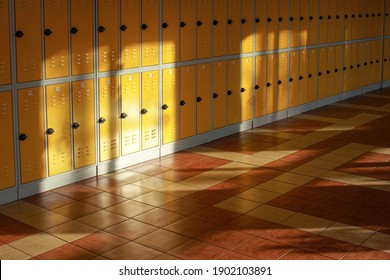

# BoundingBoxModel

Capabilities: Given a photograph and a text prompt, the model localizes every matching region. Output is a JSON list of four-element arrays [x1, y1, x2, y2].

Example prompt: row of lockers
[[1, 39, 389, 190], [1, 0, 390, 85]]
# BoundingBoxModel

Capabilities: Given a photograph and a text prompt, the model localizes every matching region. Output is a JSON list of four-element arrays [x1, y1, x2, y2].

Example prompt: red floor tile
[[207, 182, 251, 197], [197, 226, 253, 249], [168, 240, 228, 260], [52, 183, 102, 200], [190, 207, 241, 225], [185, 190, 229, 205], [0, 214, 41, 243], [280, 249, 334, 260], [342, 246, 390, 260], [71, 231, 128, 254], [225, 174, 269, 188], [233, 237, 293, 260], [23, 193, 75, 210], [163, 217, 217, 238]]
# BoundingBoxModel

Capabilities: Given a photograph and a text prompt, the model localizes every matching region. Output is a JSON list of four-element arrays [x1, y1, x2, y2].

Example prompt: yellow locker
[[335, 0, 344, 42], [319, 0, 328, 44], [266, 54, 278, 113], [365, 0, 373, 38], [373, 0, 384, 38], [241, 0, 253, 53], [197, 0, 211, 59], [15, 0, 43, 82], [279, 0, 289, 49], [121, 73, 140, 155], [278, 52, 289, 111], [181, 0, 196, 61], [334, 45, 343, 95], [363, 41, 372, 86], [344, 0, 352, 41], [343, 44, 351, 92], [358, 0, 366, 39], [255, 55, 267, 117], [299, 50, 309, 105], [99, 77, 120, 162], [290, 0, 300, 48], [227, 59, 241, 125], [162, 0, 179, 64], [162, 68, 179, 144], [299, 0, 310, 46], [241, 58, 253, 122], [141, 0, 159, 66], [228, 0, 241, 55], [255, 0, 267, 52], [196, 64, 211, 134], [267, 0, 279, 50], [141, 71, 159, 149], [386, 0, 390, 36], [98, 0, 119, 72], [307, 49, 317, 102], [356, 42, 364, 89], [0, 91, 15, 190], [44, 0, 69, 79], [349, 44, 358, 90], [213, 0, 227, 56], [18, 87, 46, 184], [180, 66, 195, 138], [308, 0, 319, 45], [213, 61, 227, 128], [0, 1, 11, 85], [326, 46, 335, 96], [289, 51, 299, 108], [318, 48, 327, 100], [350, 0, 359, 40], [327, 0, 336, 43], [374, 40, 383, 84], [70, 0, 94, 75], [72, 80, 96, 169], [46, 84, 71, 176], [383, 39, 390, 81], [121, 0, 141, 68]]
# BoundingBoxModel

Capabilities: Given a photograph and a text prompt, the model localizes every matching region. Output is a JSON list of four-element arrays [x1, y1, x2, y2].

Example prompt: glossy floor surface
[[1, 90, 390, 260]]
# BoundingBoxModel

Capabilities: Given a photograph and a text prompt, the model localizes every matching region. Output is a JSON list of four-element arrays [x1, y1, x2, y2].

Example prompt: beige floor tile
[[77, 210, 128, 229], [106, 200, 154, 218], [294, 114, 341, 124], [9, 232, 66, 256], [102, 241, 162, 260], [217, 162, 257, 173], [157, 183, 199, 197], [362, 232, 390, 253], [201, 169, 242, 181], [320, 171, 359, 184], [133, 191, 178, 207], [319, 153, 356, 163], [107, 171, 149, 184], [304, 159, 343, 170], [290, 165, 328, 177], [255, 180, 298, 194], [266, 144, 299, 153], [247, 205, 296, 223], [0, 244, 31, 260], [350, 176, 390, 191], [252, 150, 291, 160], [274, 172, 314, 185], [236, 188, 280, 203], [281, 213, 334, 234], [320, 222, 376, 245], [133, 177, 175, 190], [131, 164, 170, 176], [236, 156, 274, 166], [21, 211, 71, 230], [46, 220, 98, 242], [370, 147, 390, 155], [0, 201, 47, 220], [214, 197, 261, 214], [180, 175, 221, 189]]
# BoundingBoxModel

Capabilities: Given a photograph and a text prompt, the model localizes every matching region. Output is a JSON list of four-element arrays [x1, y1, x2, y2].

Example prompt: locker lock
[[180, 22, 186, 27], [213, 20, 219, 25], [345, 15, 349, 19], [241, 19, 247, 24], [372, 13, 375, 17], [72, 122, 80, 129], [254, 85, 260, 90], [255, 18, 261, 23], [378, 13, 381, 17], [120, 113, 128, 119], [289, 78, 294, 82], [319, 16, 323, 20], [309, 16, 314, 21], [197, 97, 202, 102], [299, 76, 303, 80], [364, 62, 368, 66], [180, 100, 186, 106], [352, 14, 355, 18], [16, 30, 24, 38], [162, 22, 168, 29], [227, 19, 233, 24], [376, 59, 380, 64], [197, 21, 203, 26], [278, 17, 283, 22], [240, 88, 246, 93], [386, 13, 389, 17], [370, 61, 374, 65], [335, 68, 339, 73], [141, 108, 148, 114], [336, 15, 340, 19], [308, 74, 312, 78], [70, 27, 79, 34], [19, 134, 27, 141], [327, 70, 331, 74], [366, 13, 369, 18], [318, 72, 322, 76], [290, 17, 294, 22], [357, 64, 361, 68], [98, 117, 106, 124], [141, 24, 148, 30], [267, 18, 272, 23], [359, 14, 362, 18], [328, 15, 332, 20], [277, 80, 282, 85], [98, 26, 106, 33], [162, 104, 169, 110], [343, 66, 347, 70], [120, 25, 128, 31], [385, 59, 388, 62], [266, 82, 271, 87], [46, 128, 55, 135], [213, 93, 219, 98], [44, 29, 53, 36], [350, 65, 354, 69], [300, 16, 304, 21], [227, 90, 233, 95]]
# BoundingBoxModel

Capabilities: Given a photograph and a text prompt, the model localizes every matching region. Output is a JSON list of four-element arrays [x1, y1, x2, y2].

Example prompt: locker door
[[121, 73, 140, 155], [344, 0, 352, 41], [308, 0, 319, 45], [327, 0, 336, 43], [363, 41, 372, 86], [141, 71, 159, 149], [46, 84, 71, 176], [240, 58, 253, 122], [343, 44, 351, 92], [180, 66, 195, 138], [334, 0, 344, 42], [289, 51, 299, 108], [267, 0, 279, 50], [365, 0, 373, 38], [334, 45, 343, 95], [349, 44, 358, 90], [299, 50, 309, 105], [72, 80, 96, 169], [98, 0, 119, 72], [162, 0, 179, 64], [227, 59, 241, 125], [350, 0, 359, 40], [373, 0, 384, 38], [241, 0, 253, 53], [383, 39, 390, 81], [213, 0, 227, 56], [278, 52, 289, 111], [0, 1, 11, 85], [255, 0, 267, 52], [290, 0, 300, 48], [99, 77, 120, 162], [319, 0, 328, 44], [386, 0, 390, 36], [228, 0, 241, 55], [181, 0, 196, 61], [197, 0, 211, 59], [299, 0, 310, 46], [279, 0, 289, 49], [368, 41, 376, 84], [213, 61, 227, 128], [196, 63, 211, 134], [255, 55, 267, 117], [374, 40, 383, 84], [15, 0, 43, 82], [141, 0, 159, 66], [0, 91, 15, 189], [356, 42, 364, 89], [70, 0, 94, 75], [326, 46, 335, 96], [266, 54, 278, 113], [358, 0, 366, 39], [317, 48, 327, 100], [162, 68, 179, 144], [18, 87, 46, 184], [307, 49, 317, 102], [121, 0, 141, 68], [44, 0, 69, 79]]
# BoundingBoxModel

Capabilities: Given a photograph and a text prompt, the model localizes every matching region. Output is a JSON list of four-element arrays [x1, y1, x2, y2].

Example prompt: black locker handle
[[308, 74, 313, 78], [290, 17, 295, 21], [98, 26, 105, 33], [335, 68, 339, 73], [279, 17, 283, 22], [70, 27, 78, 34], [385, 59, 388, 62], [266, 82, 271, 87], [366, 13, 369, 18], [327, 70, 330, 74], [197, 97, 202, 102], [120, 25, 128, 31], [19, 134, 27, 141], [254, 85, 260, 90], [44, 29, 53, 36], [141, 108, 148, 114], [386, 13, 389, 17], [378, 13, 382, 17], [318, 72, 322, 76], [98, 117, 106, 124], [372, 13, 375, 17], [350, 65, 354, 69], [213, 93, 219, 98], [180, 21, 186, 27], [376, 59, 380, 64], [16, 31, 24, 38], [162, 104, 169, 110], [364, 62, 368, 66], [352, 14, 356, 18], [345, 15, 349, 19], [299, 76, 303, 80], [241, 19, 247, 24], [162, 22, 168, 28], [227, 90, 233, 95], [256, 18, 261, 23], [357, 64, 361, 68], [267, 18, 272, 23], [47, 128, 55, 135], [141, 24, 148, 30], [343, 66, 347, 70], [180, 100, 186, 106], [289, 78, 294, 82], [300, 16, 304, 21], [197, 21, 203, 26], [336, 15, 340, 19], [72, 122, 80, 129], [370, 61, 374, 64], [213, 20, 219, 25], [309, 16, 314, 20], [359, 14, 362, 18], [277, 80, 282, 85], [328, 15, 332, 19], [319, 15, 323, 20], [228, 19, 233, 24], [240, 88, 246, 93], [120, 113, 128, 119]]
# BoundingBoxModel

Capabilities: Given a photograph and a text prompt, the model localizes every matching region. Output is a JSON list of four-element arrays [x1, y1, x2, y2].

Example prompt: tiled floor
[[2, 89, 390, 260]]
